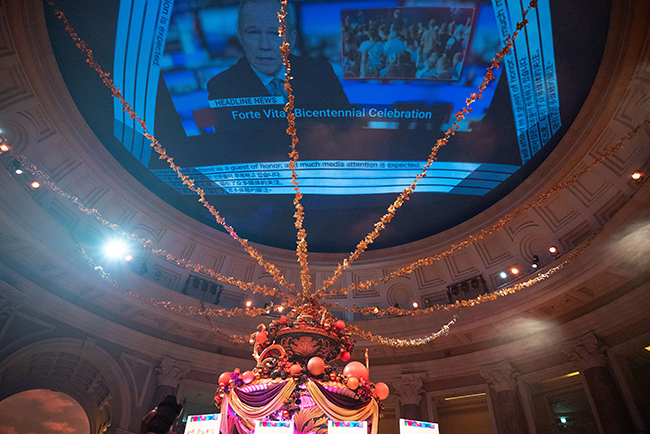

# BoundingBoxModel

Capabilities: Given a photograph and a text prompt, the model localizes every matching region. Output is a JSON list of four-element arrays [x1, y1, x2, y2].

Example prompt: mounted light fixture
[[631, 171, 642, 181], [531, 255, 540, 269], [30, 181, 40, 189], [12, 159, 23, 174]]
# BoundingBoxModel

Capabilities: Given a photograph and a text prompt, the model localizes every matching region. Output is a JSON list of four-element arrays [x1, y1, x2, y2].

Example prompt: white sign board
[[399, 419, 439, 434], [254, 420, 294, 434], [327, 420, 368, 434], [183, 414, 221, 434]]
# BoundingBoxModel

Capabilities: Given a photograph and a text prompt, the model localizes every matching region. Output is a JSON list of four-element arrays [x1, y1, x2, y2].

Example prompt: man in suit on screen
[[207, 0, 349, 108]]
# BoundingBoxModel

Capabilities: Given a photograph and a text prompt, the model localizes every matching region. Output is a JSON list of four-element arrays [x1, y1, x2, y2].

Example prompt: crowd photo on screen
[[341, 7, 474, 81]]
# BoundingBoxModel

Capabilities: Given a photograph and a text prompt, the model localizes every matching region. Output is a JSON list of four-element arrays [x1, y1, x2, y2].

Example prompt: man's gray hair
[[237, 0, 296, 34]]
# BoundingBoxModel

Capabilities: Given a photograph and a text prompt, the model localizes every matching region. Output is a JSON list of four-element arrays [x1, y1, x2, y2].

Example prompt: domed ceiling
[[45, 0, 610, 253]]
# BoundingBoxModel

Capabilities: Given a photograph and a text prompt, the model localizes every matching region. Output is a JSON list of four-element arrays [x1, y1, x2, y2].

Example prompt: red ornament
[[347, 376, 359, 390], [307, 357, 325, 376], [375, 382, 390, 400], [218, 372, 231, 386], [334, 320, 345, 330], [343, 361, 369, 382], [256, 331, 268, 344], [340, 351, 351, 362], [289, 364, 302, 375], [242, 370, 255, 384]]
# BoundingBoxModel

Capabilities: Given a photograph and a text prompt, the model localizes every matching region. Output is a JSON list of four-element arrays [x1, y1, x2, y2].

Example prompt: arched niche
[[0, 337, 132, 434]]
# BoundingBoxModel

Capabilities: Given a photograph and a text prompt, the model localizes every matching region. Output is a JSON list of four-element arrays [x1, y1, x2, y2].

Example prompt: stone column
[[151, 356, 192, 408], [480, 361, 529, 434], [393, 375, 424, 421], [562, 332, 636, 434]]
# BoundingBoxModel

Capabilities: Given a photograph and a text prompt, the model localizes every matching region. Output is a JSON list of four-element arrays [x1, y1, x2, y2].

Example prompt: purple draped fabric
[[233, 381, 289, 407], [310, 379, 370, 410]]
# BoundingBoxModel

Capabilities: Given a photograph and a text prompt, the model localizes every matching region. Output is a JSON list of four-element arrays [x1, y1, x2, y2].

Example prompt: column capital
[[156, 356, 192, 389], [393, 375, 425, 406], [480, 360, 519, 392], [561, 332, 607, 370]]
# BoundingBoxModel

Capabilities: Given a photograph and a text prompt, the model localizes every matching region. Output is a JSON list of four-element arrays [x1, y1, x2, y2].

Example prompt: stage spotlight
[[277, 306, 284, 312], [549, 246, 558, 254], [499, 271, 508, 279], [245, 300, 253, 308], [510, 267, 520, 275], [412, 301, 419, 309], [631, 171, 642, 181], [531, 255, 540, 269], [12, 159, 23, 174], [30, 181, 40, 189], [124, 254, 133, 262], [104, 239, 128, 258], [0, 143, 9, 153]]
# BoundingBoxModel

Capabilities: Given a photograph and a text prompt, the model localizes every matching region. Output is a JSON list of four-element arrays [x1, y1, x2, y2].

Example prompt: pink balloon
[[289, 364, 302, 375], [347, 376, 359, 390], [343, 361, 369, 382], [219, 372, 231, 386], [308, 357, 325, 376], [242, 370, 255, 384], [375, 382, 389, 400], [334, 320, 345, 330]]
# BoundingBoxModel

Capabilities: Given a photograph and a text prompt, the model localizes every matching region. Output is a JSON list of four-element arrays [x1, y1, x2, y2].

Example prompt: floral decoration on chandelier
[[213, 301, 388, 434]]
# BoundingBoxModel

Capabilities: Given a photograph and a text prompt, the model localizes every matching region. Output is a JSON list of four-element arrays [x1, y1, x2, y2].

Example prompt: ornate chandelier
[[215, 302, 389, 434]]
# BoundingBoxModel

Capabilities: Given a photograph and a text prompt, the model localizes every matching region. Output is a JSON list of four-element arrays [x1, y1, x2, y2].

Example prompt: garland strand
[[73, 242, 251, 343], [4, 149, 288, 299], [278, 2, 312, 297], [22, 0, 643, 347], [345, 229, 600, 346], [335, 229, 601, 318], [315, 0, 540, 298], [347, 310, 462, 347], [45, 0, 296, 294], [326, 116, 650, 298]]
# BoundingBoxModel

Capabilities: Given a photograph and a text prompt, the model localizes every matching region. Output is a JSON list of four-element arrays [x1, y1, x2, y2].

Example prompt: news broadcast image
[[46, 0, 609, 252]]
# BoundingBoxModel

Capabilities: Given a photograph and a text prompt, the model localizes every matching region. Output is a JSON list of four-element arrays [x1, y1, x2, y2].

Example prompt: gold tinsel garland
[[278, 1, 312, 297], [324, 117, 650, 298], [314, 0, 540, 298], [5, 153, 288, 299], [1, 0, 634, 347], [45, 0, 297, 295], [43, 0, 541, 304]]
